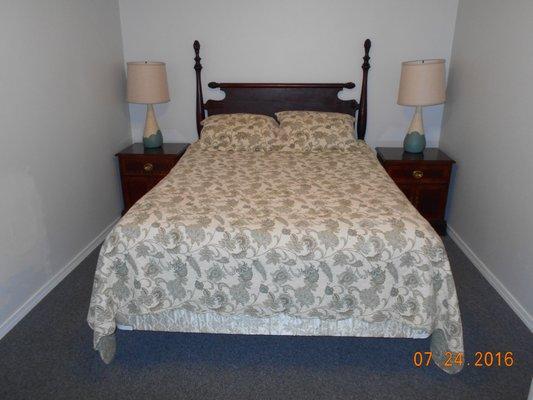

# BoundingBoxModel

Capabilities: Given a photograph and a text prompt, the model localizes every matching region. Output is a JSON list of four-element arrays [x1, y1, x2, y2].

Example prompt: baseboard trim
[[0, 216, 120, 341], [447, 225, 533, 332]]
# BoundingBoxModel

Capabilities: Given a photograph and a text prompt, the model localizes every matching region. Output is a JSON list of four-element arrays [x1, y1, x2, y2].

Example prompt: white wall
[[119, 0, 458, 148], [0, 1, 131, 334], [440, 0, 533, 328]]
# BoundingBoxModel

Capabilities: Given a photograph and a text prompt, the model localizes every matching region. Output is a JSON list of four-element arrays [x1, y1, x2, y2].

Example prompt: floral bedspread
[[88, 141, 463, 373]]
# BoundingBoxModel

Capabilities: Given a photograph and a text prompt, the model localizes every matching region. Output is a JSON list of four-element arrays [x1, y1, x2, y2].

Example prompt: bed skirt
[[115, 308, 430, 338]]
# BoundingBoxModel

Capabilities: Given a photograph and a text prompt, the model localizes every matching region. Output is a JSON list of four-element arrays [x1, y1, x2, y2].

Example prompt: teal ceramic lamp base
[[143, 130, 163, 148], [403, 106, 426, 154], [404, 131, 426, 153], [143, 104, 163, 149]]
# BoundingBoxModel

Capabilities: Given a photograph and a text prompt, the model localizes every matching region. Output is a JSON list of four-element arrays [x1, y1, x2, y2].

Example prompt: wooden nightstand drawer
[[121, 157, 176, 176], [376, 147, 455, 235], [121, 176, 159, 206], [385, 163, 451, 183], [116, 143, 189, 213]]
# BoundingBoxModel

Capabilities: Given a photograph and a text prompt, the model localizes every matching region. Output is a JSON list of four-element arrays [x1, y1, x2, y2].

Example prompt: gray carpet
[[0, 237, 531, 400]]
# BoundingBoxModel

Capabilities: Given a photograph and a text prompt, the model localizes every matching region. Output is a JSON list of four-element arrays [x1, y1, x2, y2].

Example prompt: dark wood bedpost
[[357, 39, 371, 140], [194, 40, 205, 137]]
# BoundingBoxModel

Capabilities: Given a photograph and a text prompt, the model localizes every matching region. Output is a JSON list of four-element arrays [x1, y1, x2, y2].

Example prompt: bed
[[88, 40, 463, 373]]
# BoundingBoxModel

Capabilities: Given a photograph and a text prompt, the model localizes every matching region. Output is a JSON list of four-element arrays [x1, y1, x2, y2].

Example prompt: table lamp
[[127, 61, 170, 148], [397, 59, 446, 153]]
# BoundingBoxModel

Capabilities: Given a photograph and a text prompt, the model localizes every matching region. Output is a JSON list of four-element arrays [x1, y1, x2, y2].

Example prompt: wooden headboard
[[194, 39, 371, 140]]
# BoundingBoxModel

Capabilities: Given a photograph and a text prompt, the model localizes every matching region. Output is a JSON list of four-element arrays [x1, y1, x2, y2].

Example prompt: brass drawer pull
[[143, 162, 154, 172], [412, 170, 424, 179]]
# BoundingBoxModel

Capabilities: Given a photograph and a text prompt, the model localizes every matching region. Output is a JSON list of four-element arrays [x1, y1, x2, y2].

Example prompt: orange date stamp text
[[412, 351, 515, 368]]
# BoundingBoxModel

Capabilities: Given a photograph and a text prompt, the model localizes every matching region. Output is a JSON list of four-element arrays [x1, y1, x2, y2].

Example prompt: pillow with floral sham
[[198, 113, 279, 151], [274, 111, 357, 151]]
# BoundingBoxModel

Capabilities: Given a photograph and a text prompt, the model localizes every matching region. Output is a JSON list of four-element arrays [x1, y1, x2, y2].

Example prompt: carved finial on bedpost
[[357, 39, 371, 140], [194, 40, 205, 137]]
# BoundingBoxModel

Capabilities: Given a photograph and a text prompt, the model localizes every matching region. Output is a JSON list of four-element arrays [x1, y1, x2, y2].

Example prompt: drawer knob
[[412, 170, 424, 179], [143, 162, 154, 172]]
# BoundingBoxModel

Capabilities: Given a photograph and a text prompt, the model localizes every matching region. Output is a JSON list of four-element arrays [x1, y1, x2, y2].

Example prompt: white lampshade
[[126, 61, 170, 104], [397, 59, 446, 106]]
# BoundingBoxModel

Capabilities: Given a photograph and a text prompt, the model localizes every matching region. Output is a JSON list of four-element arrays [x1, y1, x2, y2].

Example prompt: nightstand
[[376, 147, 455, 235], [117, 143, 189, 213]]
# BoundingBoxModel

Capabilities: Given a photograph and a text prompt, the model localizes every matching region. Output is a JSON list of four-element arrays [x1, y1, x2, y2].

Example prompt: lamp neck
[[144, 104, 160, 137], [407, 106, 424, 135]]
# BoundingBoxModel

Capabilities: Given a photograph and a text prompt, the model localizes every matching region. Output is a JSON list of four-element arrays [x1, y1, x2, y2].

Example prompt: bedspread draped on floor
[[88, 141, 463, 373]]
